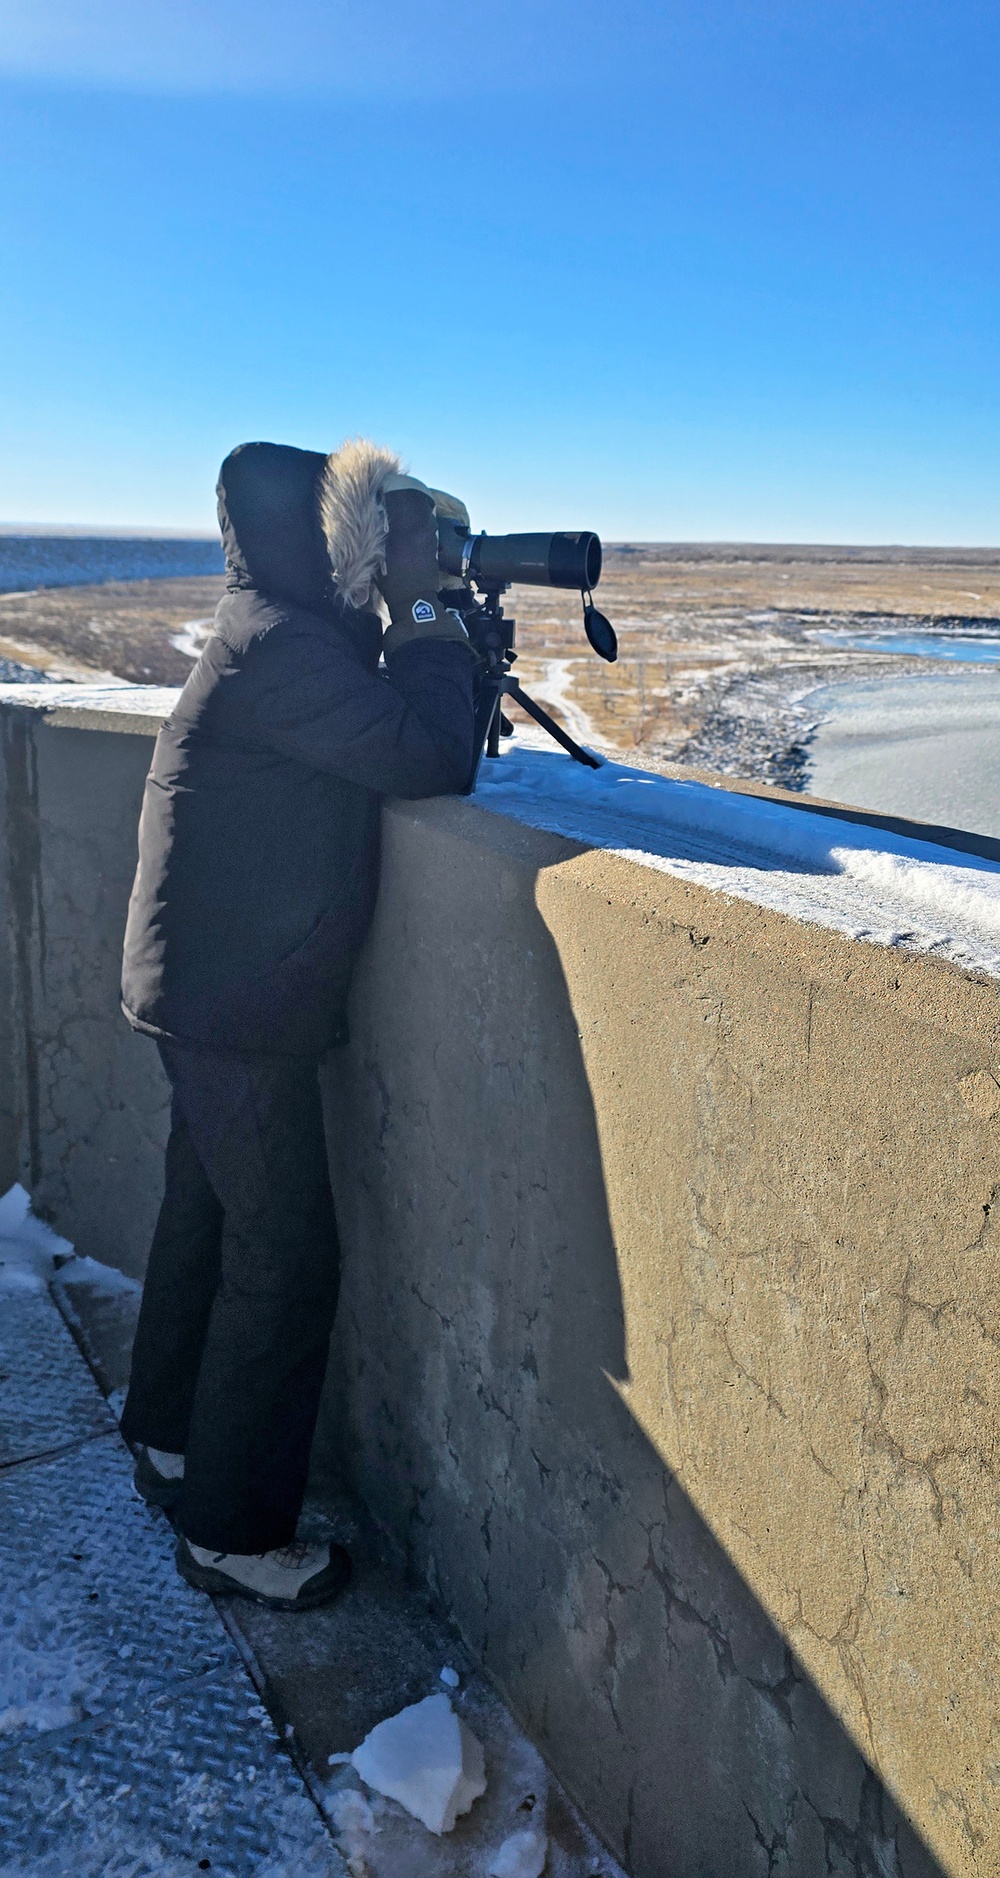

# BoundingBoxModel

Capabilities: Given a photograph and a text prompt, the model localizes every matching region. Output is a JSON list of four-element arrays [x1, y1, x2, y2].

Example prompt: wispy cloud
[[0, 0, 659, 97]]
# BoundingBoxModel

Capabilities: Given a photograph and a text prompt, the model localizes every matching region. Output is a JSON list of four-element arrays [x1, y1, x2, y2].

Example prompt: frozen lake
[[0, 533, 223, 593], [812, 625, 1000, 663], [805, 670, 1000, 840]]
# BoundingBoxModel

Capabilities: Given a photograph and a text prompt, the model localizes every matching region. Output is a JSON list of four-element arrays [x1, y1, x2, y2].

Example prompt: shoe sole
[[175, 1537, 352, 1612]]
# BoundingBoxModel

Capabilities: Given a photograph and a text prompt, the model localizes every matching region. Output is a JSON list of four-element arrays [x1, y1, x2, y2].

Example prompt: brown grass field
[[3, 544, 999, 783]]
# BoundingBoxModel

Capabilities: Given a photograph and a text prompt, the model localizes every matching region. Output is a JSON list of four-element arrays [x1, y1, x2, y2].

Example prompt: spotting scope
[[436, 516, 602, 592]]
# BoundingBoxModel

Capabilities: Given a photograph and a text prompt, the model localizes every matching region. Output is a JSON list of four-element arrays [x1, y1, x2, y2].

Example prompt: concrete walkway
[[0, 1226, 620, 1877]]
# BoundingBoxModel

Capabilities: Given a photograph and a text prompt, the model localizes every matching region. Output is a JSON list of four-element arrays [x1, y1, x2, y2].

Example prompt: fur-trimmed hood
[[217, 435, 433, 620], [319, 438, 401, 611]]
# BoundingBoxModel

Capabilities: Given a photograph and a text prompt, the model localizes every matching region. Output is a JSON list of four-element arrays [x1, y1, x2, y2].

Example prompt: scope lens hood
[[435, 504, 603, 590]]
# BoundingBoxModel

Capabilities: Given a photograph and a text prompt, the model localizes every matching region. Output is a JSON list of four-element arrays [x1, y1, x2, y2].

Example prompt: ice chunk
[[488, 1827, 548, 1877], [439, 1665, 460, 1688], [351, 1692, 487, 1835]]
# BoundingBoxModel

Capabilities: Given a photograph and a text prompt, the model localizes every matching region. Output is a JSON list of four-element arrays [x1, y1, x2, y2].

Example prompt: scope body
[[437, 516, 602, 591]]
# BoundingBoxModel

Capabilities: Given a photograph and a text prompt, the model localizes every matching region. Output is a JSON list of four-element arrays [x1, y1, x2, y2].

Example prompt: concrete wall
[[2, 692, 998, 1876], [0, 699, 169, 1271], [320, 796, 1000, 1878]]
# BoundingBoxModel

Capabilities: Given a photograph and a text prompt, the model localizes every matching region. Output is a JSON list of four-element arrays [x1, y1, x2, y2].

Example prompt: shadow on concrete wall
[[320, 806, 946, 1878], [0, 701, 953, 1877]]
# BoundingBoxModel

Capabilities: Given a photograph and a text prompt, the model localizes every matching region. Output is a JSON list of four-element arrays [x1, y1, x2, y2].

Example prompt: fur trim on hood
[[319, 437, 401, 611]]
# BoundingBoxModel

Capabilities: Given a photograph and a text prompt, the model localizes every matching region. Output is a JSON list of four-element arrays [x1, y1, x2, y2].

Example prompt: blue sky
[[1, 1, 997, 541]]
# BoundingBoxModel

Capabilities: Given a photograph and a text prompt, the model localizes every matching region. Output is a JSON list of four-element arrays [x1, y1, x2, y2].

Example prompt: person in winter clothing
[[120, 438, 475, 1609]]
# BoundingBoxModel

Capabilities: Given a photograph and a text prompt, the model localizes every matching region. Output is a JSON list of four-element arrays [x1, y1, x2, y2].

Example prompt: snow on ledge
[[4, 683, 1000, 980], [0, 682, 181, 734], [473, 746, 1000, 979]]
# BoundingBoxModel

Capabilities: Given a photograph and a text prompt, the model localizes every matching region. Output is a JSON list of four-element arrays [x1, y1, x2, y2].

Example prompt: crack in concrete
[[744, 1795, 795, 1875], [640, 1527, 740, 1687], [806, 1767, 909, 1878]]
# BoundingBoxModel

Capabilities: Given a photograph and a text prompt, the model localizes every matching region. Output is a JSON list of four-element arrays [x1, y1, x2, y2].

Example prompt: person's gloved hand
[[377, 473, 470, 658]]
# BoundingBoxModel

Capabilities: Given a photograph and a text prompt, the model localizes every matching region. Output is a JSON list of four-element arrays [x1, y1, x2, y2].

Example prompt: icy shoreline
[[805, 668, 1000, 843], [669, 613, 1000, 792]]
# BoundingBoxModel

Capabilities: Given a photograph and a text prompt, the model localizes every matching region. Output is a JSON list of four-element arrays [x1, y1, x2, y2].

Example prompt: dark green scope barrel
[[438, 522, 602, 590]]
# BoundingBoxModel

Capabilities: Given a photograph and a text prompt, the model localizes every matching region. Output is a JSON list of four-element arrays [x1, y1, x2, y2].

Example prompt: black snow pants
[[120, 1042, 339, 1554]]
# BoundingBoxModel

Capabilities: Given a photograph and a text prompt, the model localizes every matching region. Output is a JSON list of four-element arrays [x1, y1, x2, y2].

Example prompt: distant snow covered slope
[[474, 746, 1000, 978]]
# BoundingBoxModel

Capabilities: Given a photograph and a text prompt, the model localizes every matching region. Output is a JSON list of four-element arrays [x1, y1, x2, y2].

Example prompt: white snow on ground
[[57, 1255, 141, 1297], [0, 1612, 91, 1739], [169, 617, 215, 660], [0, 1184, 140, 1300], [473, 745, 1000, 977], [522, 659, 596, 746], [487, 1827, 549, 1877], [0, 1187, 133, 1740], [0, 1185, 73, 1293]]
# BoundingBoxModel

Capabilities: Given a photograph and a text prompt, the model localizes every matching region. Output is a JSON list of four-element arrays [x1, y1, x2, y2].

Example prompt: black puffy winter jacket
[[121, 441, 475, 1057]]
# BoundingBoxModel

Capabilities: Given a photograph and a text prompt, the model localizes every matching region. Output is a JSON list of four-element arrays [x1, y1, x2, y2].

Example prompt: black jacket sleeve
[[245, 622, 476, 798]]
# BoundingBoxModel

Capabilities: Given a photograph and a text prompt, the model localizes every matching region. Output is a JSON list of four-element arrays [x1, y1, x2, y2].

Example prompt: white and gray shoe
[[134, 1445, 185, 1510], [175, 1534, 352, 1611]]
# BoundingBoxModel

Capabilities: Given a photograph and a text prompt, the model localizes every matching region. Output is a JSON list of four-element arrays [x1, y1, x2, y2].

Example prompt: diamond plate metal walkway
[[0, 1282, 345, 1876]]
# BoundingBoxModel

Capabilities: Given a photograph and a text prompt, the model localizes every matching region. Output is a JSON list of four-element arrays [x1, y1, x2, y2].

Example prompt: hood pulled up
[[217, 435, 412, 619], [217, 442, 334, 614]]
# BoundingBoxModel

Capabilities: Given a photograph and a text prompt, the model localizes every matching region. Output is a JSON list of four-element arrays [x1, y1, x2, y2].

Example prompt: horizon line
[[2, 523, 1000, 558]]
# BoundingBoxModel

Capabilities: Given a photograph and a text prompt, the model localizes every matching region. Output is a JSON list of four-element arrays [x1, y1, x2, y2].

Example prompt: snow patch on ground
[[0, 681, 179, 717], [169, 617, 215, 660], [325, 1785, 377, 1874], [0, 1184, 74, 1293], [525, 659, 596, 747], [0, 1616, 91, 1739], [58, 1255, 141, 1297], [0, 1183, 140, 1301], [474, 746, 1000, 976], [487, 1827, 548, 1876]]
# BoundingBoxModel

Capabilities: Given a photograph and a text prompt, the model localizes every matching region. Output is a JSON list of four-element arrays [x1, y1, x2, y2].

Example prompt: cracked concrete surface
[[321, 797, 997, 1876], [2, 696, 997, 1872]]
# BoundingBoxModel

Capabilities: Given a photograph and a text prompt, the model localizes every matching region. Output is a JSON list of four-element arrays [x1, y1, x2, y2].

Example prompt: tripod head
[[445, 577, 617, 791]]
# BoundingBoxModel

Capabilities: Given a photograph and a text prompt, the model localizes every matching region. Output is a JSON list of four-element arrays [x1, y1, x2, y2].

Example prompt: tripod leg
[[487, 694, 502, 758], [465, 680, 504, 794], [505, 680, 601, 769]]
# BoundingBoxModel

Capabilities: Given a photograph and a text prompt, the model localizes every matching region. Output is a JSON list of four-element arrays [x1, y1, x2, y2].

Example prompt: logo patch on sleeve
[[411, 599, 437, 623]]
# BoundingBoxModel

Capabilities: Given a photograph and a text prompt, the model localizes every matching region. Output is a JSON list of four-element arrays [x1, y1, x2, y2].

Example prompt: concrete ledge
[[2, 687, 997, 1875], [0, 682, 180, 737], [324, 795, 998, 1877]]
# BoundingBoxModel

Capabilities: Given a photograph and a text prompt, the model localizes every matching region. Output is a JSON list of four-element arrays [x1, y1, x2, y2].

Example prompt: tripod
[[465, 585, 600, 793]]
